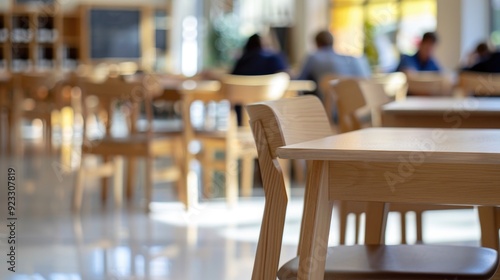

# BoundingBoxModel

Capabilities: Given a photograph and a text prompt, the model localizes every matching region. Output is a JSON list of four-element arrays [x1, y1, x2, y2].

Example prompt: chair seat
[[277, 245, 498, 280]]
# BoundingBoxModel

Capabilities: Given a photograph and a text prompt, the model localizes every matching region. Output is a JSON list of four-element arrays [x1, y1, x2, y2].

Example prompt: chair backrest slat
[[459, 71, 500, 96], [81, 77, 152, 139], [333, 79, 366, 132], [246, 95, 332, 280]]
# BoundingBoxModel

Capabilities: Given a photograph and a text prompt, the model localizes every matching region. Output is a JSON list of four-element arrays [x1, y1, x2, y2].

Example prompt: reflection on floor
[[0, 128, 482, 280]]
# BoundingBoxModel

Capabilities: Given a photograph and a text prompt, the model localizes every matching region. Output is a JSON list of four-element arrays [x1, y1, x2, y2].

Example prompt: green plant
[[363, 20, 379, 67]]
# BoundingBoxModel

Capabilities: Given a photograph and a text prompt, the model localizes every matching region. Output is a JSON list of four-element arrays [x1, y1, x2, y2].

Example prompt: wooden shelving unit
[[0, 13, 8, 71], [62, 12, 80, 70], [5, 0, 62, 72], [0, 1, 171, 73]]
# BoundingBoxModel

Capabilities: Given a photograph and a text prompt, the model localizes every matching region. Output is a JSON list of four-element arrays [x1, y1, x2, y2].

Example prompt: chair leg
[[338, 202, 348, 245], [144, 156, 153, 213], [126, 157, 137, 202], [45, 116, 52, 154], [240, 156, 254, 197], [478, 206, 500, 250], [364, 202, 389, 245], [292, 159, 305, 184], [202, 148, 213, 198], [73, 157, 86, 212], [101, 156, 110, 206], [416, 211, 424, 243], [113, 157, 124, 209], [354, 213, 360, 245], [278, 158, 291, 198], [225, 155, 238, 207], [173, 139, 187, 204], [400, 211, 407, 244]]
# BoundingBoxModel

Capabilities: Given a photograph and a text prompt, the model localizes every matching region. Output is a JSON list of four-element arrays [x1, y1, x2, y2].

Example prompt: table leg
[[364, 202, 389, 245], [478, 206, 499, 250], [297, 160, 333, 280]]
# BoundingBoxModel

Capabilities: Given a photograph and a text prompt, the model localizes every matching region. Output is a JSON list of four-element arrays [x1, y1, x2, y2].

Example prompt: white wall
[[436, 0, 462, 71], [436, 0, 491, 70], [460, 0, 490, 58], [292, 0, 329, 67]]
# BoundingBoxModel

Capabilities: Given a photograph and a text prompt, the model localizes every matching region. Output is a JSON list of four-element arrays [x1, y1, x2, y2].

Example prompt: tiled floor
[[0, 128, 484, 280]]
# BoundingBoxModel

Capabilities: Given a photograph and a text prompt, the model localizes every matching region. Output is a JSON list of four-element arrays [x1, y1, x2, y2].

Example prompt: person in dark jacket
[[465, 51, 500, 73], [231, 34, 288, 75]]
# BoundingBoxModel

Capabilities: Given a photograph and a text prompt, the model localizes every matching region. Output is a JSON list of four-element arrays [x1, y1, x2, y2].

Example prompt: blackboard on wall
[[90, 9, 141, 59]]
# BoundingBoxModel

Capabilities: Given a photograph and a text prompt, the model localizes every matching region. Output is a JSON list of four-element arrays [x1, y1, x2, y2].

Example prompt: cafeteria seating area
[[2, 0, 500, 279]]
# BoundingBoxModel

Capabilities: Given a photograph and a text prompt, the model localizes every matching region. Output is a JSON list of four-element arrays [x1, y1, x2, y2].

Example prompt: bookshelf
[[6, 0, 62, 72], [1, 1, 171, 73]]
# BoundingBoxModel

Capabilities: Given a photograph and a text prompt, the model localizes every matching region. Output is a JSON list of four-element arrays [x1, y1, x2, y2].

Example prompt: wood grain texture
[[249, 120, 288, 280], [459, 71, 500, 96], [278, 128, 500, 164], [328, 161, 500, 206], [406, 72, 453, 96], [382, 97, 500, 128], [249, 95, 500, 280]]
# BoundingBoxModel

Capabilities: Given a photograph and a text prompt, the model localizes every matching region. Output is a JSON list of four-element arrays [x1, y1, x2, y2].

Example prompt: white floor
[[0, 125, 483, 280]]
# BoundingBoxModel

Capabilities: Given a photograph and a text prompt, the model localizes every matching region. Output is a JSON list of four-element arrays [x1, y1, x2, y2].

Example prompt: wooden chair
[[0, 74, 12, 154], [335, 78, 472, 244], [11, 72, 60, 153], [406, 71, 453, 96], [73, 77, 183, 212], [181, 73, 290, 204], [458, 71, 500, 97], [246, 95, 498, 280], [370, 71, 408, 101]]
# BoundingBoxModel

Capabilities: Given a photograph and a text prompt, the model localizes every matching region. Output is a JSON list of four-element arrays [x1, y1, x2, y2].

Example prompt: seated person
[[462, 42, 492, 69], [464, 51, 500, 73], [396, 32, 441, 73], [231, 34, 288, 75], [298, 30, 371, 98]]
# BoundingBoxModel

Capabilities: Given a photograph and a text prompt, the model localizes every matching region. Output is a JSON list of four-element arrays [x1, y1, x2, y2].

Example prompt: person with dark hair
[[463, 42, 492, 68], [298, 30, 371, 98], [464, 51, 500, 73], [396, 32, 441, 73], [231, 34, 288, 75]]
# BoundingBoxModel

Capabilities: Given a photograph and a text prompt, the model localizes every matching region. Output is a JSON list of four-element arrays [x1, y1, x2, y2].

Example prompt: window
[[329, 0, 437, 71], [492, 0, 500, 46]]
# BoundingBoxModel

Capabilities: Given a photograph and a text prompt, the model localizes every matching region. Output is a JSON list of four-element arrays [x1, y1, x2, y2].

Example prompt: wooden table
[[277, 128, 500, 280], [382, 97, 500, 128]]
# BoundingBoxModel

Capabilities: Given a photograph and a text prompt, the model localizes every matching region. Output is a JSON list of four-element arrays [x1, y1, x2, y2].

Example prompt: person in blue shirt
[[396, 32, 441, 73], [231, 34, 288, 75], [298, 30, 371, 98]]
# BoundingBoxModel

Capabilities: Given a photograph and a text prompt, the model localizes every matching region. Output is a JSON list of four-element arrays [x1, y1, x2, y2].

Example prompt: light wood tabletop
[[382, 97, 500, 128], [277, 127, 500, 280], [277, 127, 500, 164]]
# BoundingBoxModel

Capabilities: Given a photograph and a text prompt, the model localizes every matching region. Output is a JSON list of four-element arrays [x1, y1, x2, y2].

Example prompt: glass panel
[[398, 0, 437, 54], [492, 0, 500, 46], [330, 1, 364, 56], [329, 0, 437, 70]]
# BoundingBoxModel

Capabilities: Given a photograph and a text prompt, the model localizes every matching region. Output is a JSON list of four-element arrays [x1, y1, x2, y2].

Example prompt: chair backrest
[[406, 71, 451, 96], [370, 72, 408, 101], [458, 71, 500, 96], [333, 79, 367, 133], [222, 72, 290, 104], [319, 74, 340, 124], [246, 95, 332, 279], [80, 77, 154, 139], [359, 80, 391, 127]]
